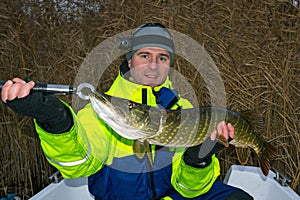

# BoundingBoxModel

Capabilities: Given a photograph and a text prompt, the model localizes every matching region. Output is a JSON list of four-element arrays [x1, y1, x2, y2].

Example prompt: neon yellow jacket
[[35, 71, 221, 198]]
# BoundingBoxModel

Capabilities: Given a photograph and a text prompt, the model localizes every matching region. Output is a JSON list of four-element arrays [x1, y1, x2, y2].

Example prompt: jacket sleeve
[[35, 102, 110, 178], [171, 153, 220, 198]]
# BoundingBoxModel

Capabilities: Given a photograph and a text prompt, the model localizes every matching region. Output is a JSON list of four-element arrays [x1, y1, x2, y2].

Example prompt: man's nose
[[148, 58, 159, 69]]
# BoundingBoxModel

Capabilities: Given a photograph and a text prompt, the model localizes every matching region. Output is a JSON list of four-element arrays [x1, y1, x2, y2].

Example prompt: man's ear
[[128, 59, 132, 68]]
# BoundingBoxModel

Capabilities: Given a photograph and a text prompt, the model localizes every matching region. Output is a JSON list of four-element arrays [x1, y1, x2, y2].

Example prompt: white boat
[[30, 165, 300, 200], [223, 165, 300, 200]]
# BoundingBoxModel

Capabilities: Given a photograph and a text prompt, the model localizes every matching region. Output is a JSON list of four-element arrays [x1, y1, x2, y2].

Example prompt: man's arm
[[1, 78, 105, 178], [171, 97, 234, 197], [35, 103, 107, 178], [1, 78, 72, 133]]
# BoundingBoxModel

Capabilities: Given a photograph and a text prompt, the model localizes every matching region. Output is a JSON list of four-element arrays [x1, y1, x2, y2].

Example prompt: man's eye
[[159, 57, 167, 62], [141, 54, 149, 59]]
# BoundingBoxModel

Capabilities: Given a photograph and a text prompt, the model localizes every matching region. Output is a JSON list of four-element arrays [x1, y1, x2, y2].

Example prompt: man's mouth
[[145, 74, 158, 79]]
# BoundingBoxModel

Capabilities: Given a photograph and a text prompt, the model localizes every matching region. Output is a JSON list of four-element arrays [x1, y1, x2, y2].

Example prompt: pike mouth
[[89, 92, 151, 140]]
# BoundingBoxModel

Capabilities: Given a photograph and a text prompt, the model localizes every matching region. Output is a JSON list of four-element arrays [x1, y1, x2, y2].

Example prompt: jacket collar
[[106, 61, 173, 106]]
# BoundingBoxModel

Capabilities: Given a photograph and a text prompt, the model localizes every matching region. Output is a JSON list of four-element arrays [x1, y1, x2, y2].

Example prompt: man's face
[[128, 47, 171, 88]]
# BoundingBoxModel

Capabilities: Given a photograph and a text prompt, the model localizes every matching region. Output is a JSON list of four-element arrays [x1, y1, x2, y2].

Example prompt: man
[[1, 23, 252, 199]]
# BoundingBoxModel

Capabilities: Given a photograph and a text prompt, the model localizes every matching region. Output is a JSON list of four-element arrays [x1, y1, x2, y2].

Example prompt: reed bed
[[0, 0, 299, 198]]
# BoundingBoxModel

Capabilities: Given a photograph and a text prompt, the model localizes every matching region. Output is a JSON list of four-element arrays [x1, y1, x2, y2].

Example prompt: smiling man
[[128, 47, 171, 87], [1, 23, 252, 200]]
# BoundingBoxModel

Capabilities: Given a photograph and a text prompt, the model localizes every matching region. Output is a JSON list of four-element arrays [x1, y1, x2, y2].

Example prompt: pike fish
[[89, 91, 277, 176]]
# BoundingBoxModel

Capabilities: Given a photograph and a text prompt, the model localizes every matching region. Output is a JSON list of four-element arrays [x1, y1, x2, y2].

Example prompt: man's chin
[[145, 82, 160, 88], [141, 79, 164, 87]]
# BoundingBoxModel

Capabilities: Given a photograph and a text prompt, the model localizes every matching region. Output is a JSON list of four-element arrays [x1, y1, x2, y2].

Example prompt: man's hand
[[1, 78, 34, 102], [211, 121, 234, 142], [1, 77, 73, 134], [183, 121, 234, 168]]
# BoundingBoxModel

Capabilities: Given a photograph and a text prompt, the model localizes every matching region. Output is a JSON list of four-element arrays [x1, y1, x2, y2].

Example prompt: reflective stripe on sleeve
[[46, 145, 91, 167]]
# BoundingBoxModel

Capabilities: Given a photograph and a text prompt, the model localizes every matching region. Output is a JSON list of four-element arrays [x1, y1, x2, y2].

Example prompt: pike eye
[[128, 102, 135, 109]]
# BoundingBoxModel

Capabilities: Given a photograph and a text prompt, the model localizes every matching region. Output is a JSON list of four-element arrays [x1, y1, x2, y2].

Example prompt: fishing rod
[[0, 80, 95, 100], [0, 80, 75, 94]]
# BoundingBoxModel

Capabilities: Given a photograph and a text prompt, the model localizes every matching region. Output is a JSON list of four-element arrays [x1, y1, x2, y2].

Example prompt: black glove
[[5, 92, 73, 134], [183, 139, 226, 168]]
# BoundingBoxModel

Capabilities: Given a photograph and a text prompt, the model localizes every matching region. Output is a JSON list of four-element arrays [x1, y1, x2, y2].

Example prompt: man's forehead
[[136, 47, 170, 55]]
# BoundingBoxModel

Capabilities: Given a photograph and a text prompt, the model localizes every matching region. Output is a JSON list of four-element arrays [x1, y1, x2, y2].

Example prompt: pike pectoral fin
[[133, 140, 146, 159], [235, 147, 251, 165], [144, 140, 154, 167], [133, 140, 154, 167], [217, 134, 229, 148]]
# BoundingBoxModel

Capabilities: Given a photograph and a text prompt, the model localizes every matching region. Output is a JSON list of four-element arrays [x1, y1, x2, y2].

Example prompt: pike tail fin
[[258, 142, 277, 176]]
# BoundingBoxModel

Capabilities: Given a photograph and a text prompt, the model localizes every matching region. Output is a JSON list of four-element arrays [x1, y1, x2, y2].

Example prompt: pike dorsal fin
[[235, 147, 251, 165], [240, 110, 264, 133]]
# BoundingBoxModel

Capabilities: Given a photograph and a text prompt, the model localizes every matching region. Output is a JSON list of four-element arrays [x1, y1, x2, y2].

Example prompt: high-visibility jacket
[[35, 70, 221, 199]]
